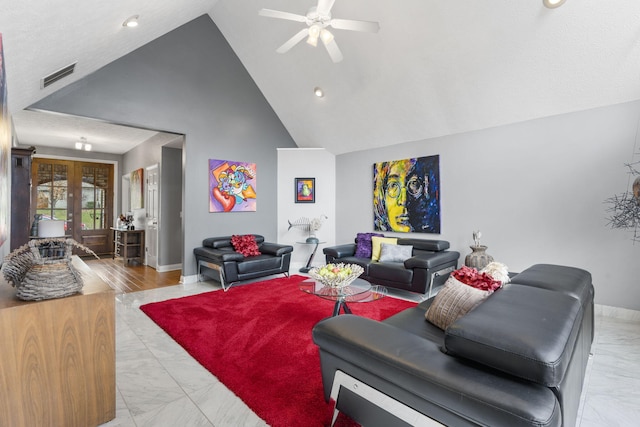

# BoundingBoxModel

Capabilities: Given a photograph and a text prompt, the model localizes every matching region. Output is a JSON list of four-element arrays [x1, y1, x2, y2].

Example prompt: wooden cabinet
[[112, 228, 145, 264], [0, 257, 115, 427], [10, 146, 35, 250]]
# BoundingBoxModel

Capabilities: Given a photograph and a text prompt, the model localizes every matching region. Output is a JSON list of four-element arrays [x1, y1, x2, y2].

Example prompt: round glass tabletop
[[300, 278, 388, 303]]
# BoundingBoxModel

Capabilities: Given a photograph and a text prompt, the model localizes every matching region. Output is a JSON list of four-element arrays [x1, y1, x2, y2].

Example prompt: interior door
[[33, 158, 114, 255], [145, 164, 159, 269]]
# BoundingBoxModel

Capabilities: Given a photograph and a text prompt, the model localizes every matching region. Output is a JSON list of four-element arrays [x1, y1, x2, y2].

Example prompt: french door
[[32, 158, 114, 255]]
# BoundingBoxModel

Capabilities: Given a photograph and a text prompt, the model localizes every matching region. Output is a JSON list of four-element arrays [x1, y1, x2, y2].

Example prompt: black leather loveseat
[[194, 235, 293, 291], [312, 264, 594, 427], [323, 237, 460, 297]]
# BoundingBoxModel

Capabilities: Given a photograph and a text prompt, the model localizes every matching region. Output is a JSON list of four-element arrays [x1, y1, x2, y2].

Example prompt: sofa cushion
[[354, 232, 384, 258], [371, 236, 398, 261], [231, 234, 261, 257], [379, 243, 413, 262], [236, 255, 283, 274], [368, 262, 413, 284], [425, 276, 492, 330], [444, 284, 583, 387]]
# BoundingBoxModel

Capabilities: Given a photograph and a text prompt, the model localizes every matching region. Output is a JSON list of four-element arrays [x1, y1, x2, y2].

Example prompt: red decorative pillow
[[452, 266, 502, 292], [231, 234, 261, 257]]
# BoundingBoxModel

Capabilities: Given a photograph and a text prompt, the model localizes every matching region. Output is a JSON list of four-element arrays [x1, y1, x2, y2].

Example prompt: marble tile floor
[[101, 279, 640, 427]]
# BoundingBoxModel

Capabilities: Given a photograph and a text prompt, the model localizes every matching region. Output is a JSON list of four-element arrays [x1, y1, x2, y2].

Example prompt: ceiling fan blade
[[276, 28, 310, 53], [258, 8, 306, 23], [316, 0, 336, 16], [323, 38, 343, 63], [330, 18, 380, 33]]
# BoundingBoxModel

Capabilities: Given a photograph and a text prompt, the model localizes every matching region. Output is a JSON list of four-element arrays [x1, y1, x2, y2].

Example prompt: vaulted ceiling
[[2, 0, 640, 155]]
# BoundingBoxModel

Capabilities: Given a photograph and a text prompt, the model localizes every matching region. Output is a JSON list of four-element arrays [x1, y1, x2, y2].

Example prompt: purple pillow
[[355, 232, 384, 258]]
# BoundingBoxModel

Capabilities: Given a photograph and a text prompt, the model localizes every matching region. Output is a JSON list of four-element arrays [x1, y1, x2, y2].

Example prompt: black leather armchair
[[194, 235, 293, 290]]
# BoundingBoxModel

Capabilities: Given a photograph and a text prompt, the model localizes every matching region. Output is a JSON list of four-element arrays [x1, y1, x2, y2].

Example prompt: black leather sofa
[[193, 235, 293, 290], [323, 238, 460, 296], [312, 264, 594, 427]]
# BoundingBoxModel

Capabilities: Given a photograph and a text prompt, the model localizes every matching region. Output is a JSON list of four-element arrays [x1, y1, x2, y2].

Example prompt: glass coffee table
[[300, 278, 388, 317]]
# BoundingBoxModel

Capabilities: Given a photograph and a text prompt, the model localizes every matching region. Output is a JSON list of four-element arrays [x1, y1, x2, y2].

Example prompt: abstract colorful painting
[[0, 34, 9, 248], [295, 178, 315, 203], [373, 155, 440, 233], [209, 159, 256, 212]]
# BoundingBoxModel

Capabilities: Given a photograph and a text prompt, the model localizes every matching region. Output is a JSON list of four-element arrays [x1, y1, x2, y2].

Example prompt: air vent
[[41, 62, 77, 88]]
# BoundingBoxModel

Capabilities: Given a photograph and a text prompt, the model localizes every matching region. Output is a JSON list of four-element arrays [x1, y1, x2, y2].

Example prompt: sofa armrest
[[259, 242, 294, 256], [404, 250, 459, 269], [313, 315, 560, 427], [323, 244, 356, 259]]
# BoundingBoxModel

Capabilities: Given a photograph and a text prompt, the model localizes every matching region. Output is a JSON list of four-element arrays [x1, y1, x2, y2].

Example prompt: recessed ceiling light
[[123, 15, 139, 28], [314, 87, 324, 98], [543, 0, 567, 8]]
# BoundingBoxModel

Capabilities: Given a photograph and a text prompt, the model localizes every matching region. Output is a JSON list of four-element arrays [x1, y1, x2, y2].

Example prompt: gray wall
[[336, 100, 640, 311], [161, 146, 182, 266], [31, 14, 298, 277]]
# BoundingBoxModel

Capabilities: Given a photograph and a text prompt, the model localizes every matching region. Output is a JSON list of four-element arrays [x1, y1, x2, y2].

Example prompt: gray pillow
[[378, 243, 413, 262]]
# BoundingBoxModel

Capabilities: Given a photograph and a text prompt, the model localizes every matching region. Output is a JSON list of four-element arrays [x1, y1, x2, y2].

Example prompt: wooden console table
[[0, 256, 116, 427], [112, 227, 145, 265]]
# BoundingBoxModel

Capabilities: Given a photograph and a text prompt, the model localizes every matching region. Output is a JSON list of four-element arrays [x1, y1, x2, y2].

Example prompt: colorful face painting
[[373, 155, 441, 233], [209, 159, 257, 212]]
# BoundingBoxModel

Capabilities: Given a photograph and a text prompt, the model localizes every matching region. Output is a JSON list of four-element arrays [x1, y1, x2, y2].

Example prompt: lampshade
[[307, 24, 321, 47], [38, 220, 66, 238], [320, 29, 334, 44]]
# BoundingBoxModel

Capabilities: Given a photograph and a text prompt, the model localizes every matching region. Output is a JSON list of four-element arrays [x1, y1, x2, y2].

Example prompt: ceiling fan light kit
[[259, 0, 379, 63]]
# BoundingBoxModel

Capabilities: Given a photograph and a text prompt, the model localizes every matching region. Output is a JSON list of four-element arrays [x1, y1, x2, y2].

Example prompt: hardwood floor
[[82, 256, 182, 293]]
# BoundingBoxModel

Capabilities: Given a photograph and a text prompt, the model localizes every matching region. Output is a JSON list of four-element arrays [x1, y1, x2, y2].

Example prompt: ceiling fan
[[258, 0, 380, 63]]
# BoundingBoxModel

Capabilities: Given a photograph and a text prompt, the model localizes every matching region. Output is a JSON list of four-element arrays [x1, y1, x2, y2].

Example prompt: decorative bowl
[[308, 263, 364, 289]]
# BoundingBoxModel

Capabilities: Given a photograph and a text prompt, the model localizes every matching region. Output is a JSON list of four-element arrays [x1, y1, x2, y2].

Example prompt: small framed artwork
[[295, 178, 315, 203]]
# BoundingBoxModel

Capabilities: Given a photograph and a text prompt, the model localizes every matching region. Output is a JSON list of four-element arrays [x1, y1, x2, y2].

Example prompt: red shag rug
[[140, 274, 417, 427]]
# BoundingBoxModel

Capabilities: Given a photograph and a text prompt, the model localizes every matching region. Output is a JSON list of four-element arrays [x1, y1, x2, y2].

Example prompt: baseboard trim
[[155, 263, 181, 273], [181, 274, 199, 285], [595, 304, 640, 321]]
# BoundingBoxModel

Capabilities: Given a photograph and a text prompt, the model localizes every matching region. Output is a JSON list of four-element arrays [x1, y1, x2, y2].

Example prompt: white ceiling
[[2, 0, 640, 155]]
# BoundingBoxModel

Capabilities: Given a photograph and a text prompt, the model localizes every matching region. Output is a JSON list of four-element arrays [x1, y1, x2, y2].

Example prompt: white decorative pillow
[[425, 276, 491, 330], [379, 244, 413, 262], [480, 262, 510, 285]]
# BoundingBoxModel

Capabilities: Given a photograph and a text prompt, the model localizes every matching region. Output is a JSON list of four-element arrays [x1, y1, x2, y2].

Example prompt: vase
[[30, 214, 42, 237], [465, 245, 494, 270]]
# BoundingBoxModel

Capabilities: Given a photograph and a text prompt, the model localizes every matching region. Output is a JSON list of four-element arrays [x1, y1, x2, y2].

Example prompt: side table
[[296, 240, 326, 273], [111, 228, 145, 265]]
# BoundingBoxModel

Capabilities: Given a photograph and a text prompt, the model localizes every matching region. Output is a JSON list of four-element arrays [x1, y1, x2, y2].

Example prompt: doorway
[[145, 164, 159, 269], [32, 158, 114, 255]]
